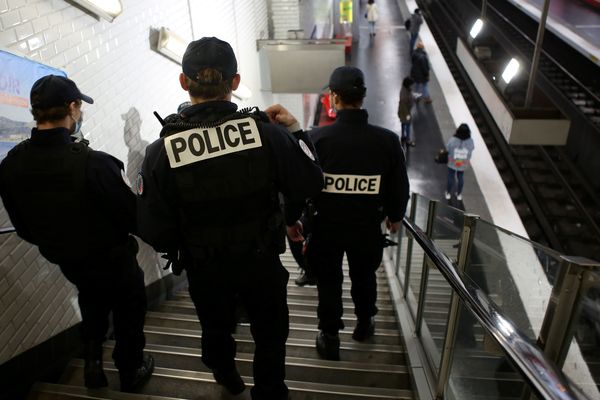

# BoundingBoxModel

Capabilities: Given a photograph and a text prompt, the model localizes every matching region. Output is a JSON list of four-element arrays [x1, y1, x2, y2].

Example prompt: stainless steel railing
[[390, 194, 600, 400]]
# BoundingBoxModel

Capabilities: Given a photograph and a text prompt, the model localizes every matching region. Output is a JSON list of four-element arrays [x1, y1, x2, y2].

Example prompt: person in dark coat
[[408, 8, 423, 54], [410, 40, 432, 103], [137, 37, 323, 400], [286, 66, 410, 361], [397, 76, 416, 146], [0, 75, 153, 393]]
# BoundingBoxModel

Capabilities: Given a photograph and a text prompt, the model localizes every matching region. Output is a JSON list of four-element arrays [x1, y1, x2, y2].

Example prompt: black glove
[[381, 234, 398, 248], [161, 250, 185, 276]]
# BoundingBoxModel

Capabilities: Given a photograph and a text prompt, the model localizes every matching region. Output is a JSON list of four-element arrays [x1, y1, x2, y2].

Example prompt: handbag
[[434, 149, 448, 164]]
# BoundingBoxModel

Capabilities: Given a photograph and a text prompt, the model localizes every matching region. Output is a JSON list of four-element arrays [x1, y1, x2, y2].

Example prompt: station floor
[[350, 0, 496, 224]]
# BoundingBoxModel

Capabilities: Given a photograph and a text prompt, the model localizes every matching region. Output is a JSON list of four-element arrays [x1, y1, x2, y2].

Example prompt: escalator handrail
[[402, 216, 583, 400]]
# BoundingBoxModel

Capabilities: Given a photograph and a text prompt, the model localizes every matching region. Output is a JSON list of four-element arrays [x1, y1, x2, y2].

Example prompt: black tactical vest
[[2, 140, 89, 263], [161, 109, 285, 260]]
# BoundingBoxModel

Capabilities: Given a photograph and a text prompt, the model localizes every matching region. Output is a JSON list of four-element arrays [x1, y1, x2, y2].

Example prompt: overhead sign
[[0, 50, 66, 160]]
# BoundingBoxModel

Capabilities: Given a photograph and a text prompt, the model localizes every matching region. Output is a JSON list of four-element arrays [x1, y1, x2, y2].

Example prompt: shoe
[[120, 354, 155, 392], [84, 359, 108, 389], [424, 97, 433, 104], [408, 141, 416, 147], [84, 341, 108, 389], [295, 270, 317, 286], [316, 331, 340, 361], [456, 193, 463, 201], [213, 367, 246, 395], [352, 317, 375, 341], [445, 191, 451, 200]]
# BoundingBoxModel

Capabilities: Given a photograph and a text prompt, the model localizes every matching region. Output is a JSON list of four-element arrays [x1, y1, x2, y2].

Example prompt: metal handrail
[[402, 216, 582, 400], [0, 227, 15, 235]]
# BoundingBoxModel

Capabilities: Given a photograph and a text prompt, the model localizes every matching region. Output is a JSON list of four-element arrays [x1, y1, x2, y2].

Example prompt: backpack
[[404, 18, 411, 30]]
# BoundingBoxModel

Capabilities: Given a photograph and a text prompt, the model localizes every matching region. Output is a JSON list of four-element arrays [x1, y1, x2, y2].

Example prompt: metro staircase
[[27, 250, 415, 400]]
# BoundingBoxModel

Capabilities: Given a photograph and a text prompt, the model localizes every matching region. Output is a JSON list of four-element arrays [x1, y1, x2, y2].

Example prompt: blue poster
[[0, 50, 66, 159]]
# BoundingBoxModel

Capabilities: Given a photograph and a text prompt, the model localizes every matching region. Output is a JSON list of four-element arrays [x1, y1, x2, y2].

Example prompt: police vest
[[161, 110, 284, 259], [2, 140, 90, 263]]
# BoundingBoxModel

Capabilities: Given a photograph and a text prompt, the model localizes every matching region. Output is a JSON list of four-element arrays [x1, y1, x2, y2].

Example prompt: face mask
[[71, 114, 84, 142]]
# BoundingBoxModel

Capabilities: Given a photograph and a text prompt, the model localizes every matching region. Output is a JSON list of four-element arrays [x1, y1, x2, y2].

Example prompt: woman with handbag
[[445, 123, 474, 201]]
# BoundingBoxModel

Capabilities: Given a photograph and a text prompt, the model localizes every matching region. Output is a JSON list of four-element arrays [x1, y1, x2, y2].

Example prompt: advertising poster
[[0, 50, 66, 160]]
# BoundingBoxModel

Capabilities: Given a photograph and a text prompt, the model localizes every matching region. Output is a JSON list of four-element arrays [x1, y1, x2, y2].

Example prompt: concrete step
[[172, 286, 394, 303], [143, 314, 404, 364], [146, 310, 399, 333], [145, 323, 402, 347], [27, 383, 182, 400], [103, 342, 411, 390], [61, 359, 413, 399], [158, 299, 396, 317]]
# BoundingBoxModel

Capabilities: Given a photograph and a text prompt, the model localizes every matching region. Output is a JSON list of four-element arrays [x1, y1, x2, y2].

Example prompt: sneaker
[[456, 193, 463, 201], [120, 354, 155, 392], [213, 367, 246, 395], [316, 331, 340, 361], [445, 191, 451, 200], [352, 317, 375, 341], [408, 141, 416, 147], [295, 270, 317, 286]]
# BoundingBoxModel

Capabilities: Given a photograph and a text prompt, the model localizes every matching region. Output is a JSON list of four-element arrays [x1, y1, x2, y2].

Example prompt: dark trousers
[[59, 236, 147, 371], [307, 225, 383, 334], [186, 252, 290, 400]]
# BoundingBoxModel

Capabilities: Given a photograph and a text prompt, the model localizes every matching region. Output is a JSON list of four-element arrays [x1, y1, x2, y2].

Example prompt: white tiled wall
[[0, 0, 299, 365]]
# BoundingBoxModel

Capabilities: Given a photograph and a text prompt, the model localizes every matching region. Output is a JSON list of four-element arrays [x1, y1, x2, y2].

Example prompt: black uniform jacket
[[309, 109, 409, 228], [0, 128, 137, 256], [137, 101, 323, 253]]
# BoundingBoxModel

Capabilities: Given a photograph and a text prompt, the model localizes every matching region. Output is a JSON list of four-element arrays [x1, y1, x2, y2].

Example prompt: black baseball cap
[[328, 66, 366, 93], [182, 37, 238, 82], [30, 75, 93, 109]]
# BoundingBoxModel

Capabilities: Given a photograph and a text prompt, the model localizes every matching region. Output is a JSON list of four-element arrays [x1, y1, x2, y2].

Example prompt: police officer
[[287, 66, 410, 360], [137, 37, 323, 400], [0, 75, 154, 391]]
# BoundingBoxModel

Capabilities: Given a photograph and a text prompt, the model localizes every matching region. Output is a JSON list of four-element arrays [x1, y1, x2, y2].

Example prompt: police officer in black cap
[[137, 37, 323, 400], [0, 75, 154, 391], [287, 66, 410, 360]]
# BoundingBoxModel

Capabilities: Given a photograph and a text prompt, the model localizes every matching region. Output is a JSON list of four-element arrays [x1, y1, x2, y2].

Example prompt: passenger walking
[[445, 123, 475, 201], [137, 37, 323, 400], [0, 75, 153, 392], [366, 0, 379, 37], [398, 76, 416, 146], [408, 8, 423, 54], [410, 40, 432, 103], [287, 66, 410, 361]]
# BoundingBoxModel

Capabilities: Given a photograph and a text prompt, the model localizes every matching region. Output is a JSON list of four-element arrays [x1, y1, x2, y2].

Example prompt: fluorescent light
[[470, 19, 484, 39], [233, 83, 252, 100], [501, 58, 520, 84], [69, 0, 122, 22], [157, 27, 187, 65]]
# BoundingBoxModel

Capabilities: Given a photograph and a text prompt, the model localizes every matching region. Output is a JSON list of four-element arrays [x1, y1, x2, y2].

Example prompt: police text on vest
[[322, 173, 381, 194], [164, 117, 262, 168]]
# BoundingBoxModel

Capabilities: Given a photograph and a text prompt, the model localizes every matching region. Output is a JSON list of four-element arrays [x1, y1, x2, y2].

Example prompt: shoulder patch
[[163, 117, 262, 168], [136, 172, 144, 196], [298, 139, 315, 161]]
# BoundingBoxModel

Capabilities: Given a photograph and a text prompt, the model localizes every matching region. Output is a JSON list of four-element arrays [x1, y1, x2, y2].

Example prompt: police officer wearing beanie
[[287, 66, 410, 360], [137, 37, 323, 400], [0, 75, 154, 392]]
